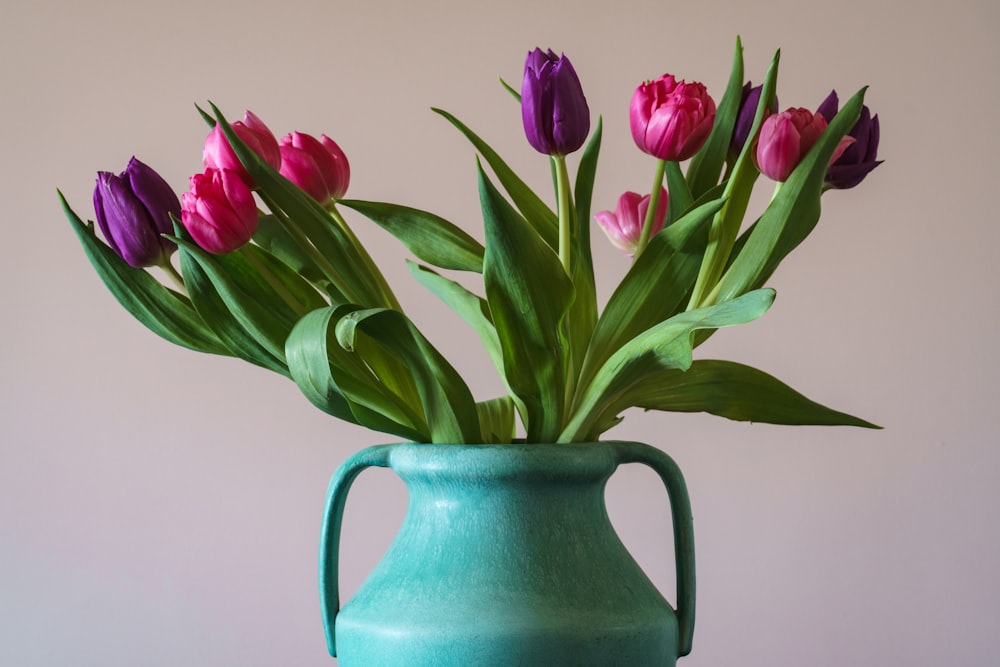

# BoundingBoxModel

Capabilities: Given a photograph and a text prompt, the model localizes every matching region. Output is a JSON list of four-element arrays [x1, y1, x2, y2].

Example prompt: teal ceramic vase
[[320, 441, 695, 666]]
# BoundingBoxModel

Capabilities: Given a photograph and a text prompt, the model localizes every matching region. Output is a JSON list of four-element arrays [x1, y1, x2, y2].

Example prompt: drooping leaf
[[335, 308, 481, 443], [253, 214, 340, 299], [561, 289, 775, 441], [286, 305, 428, 440], [479, 163, 574, 442], [341, 199, 485, 272], [61, 192, 230, 356], [632, 359, 881, 428]]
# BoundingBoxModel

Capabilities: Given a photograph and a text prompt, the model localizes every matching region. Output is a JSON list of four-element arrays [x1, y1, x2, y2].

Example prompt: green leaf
[[476, 396, 516, 443], [335, 308, 481, 443], [209, 104, 398, 309], [714, 88, 867, 303], [561, 289, 775, 442], [579, 197, 722, 390], [479, 163, 575, 442], [286, 305, 429, 440], [433, 107, 559, 249], [568, 117, 602, 379], [61, 192, 231, 356], [340, 199, 485, 272], [632, 359, 881, 428], [688, 49, 779, 308], [253, 214, 337, 296], [664, 160, 694, 226], [686, 36, 745, 199]]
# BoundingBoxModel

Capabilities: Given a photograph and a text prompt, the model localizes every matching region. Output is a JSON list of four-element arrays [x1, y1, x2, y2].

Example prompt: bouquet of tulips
[[61, 38, 882, 444]]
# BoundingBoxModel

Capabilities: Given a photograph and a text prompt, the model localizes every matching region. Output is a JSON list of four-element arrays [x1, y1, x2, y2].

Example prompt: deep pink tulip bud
[[181, 168, 258, 254], [630, 74, 716, 161], [755, 108, 854, 182], [594, 188, 668, 255], [202, 110, 281, 188], [278, 132, 351, 204]]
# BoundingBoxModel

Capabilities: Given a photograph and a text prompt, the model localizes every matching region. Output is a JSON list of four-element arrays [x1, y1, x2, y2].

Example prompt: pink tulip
[[278, 132, 351, 204], [181, 168, 258, 254], [203, 110, 281, 187], [594, 188, 668, 255], [630, 74, 716, 161], [755, 108, 854, 182]]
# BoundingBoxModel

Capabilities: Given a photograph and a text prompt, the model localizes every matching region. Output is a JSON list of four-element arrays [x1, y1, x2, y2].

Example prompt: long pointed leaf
[[340, 199, 484, 272], [633, 359, 880, 428]]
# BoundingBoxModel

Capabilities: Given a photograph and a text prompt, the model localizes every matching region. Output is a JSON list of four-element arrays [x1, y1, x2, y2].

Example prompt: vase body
[[320, 442, 695, 666]]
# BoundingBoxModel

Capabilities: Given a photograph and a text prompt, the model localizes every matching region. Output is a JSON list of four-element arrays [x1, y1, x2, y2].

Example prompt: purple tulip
[[816, 90, 882, 189], [93, 157, 180, 268], [594, 188, 668, 256], [521, 48, 590, 156], [181, 168, 258, 254], [730, 83, 776, 158], [279, 131, 351, 204], [630, 74, 716, 162]]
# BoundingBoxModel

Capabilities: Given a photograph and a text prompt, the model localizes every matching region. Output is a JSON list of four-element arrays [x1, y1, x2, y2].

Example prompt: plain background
[[3, 0, 998, 665]]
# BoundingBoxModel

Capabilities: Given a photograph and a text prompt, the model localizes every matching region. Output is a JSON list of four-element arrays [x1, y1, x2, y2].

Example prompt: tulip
[[755, 108, 854, 183], [521, 48, 590, 156], [279, 132, 350, 204], [181, 168, 258, 254], [93, 157, 180, 268], [730, 83, 776, 158], [816, 90, 882, 189], [594, 188, 669, 256], [203, 110, 281, 187], [630, 74, 716, 161]]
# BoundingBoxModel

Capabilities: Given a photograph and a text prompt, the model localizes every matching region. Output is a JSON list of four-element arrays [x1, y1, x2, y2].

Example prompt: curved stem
[[553, 155, 574, 275], [327, 202, 402, 311], [159, 259, 187, 294], [634, 159, 667, 259]]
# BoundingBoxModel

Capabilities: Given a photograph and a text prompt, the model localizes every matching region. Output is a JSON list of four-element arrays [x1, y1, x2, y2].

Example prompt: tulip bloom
[[594, 188, 668, 256], [816, 90, 882, 189], [279, 132, 350, 204], [181, 168, 258, 254], [755, 108, 854, 183], [521, 48, 590, 156], [203, 110, 281, 187], [630, 74, 716, 161], [93, 157, 180, 268]]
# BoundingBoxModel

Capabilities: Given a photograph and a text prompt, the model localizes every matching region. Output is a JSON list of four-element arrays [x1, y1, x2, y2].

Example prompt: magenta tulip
[[203, 110, 281, 188], [630, 74, 716, 161], [594, 188, 668, 256], [755, 108, 854, 183], [181, 168, 258, 254], [278, 132, 350, 204]]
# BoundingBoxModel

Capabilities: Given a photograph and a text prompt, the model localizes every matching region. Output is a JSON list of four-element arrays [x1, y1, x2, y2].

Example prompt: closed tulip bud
[[630, 74, 716, 161], [181, 168, 258, 254], [594, 188, 669, 256], [521, 48, 590, 156], [730, 82, 776, 158], [203, 110, 281, 188], [816, 90, 883, 189], [755, 108, 854, 183], [278, 132, 351, 204], [93, 157, 180, 268]]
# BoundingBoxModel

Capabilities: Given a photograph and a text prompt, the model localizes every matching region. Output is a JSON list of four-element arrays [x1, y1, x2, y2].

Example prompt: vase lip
[[381, 441, 637, 482]]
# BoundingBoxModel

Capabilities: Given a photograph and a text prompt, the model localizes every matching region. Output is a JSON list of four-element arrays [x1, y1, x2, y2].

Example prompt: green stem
[[239, 246, 311, 318], [327, 202, 402, 311], [554, 155, 573, 275], [159, 259, 186, 295], [257, 191, 364, 305], [634, 159, 667, 259]]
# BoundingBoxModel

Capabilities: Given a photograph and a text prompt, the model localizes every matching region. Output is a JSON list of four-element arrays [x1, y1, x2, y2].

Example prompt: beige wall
[[3, 0, 998, 664]]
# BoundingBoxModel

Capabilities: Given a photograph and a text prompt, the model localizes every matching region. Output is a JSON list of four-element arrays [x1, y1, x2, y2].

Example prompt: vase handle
[[612, 441, 696, 657], [318, 444, 395, 657]]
